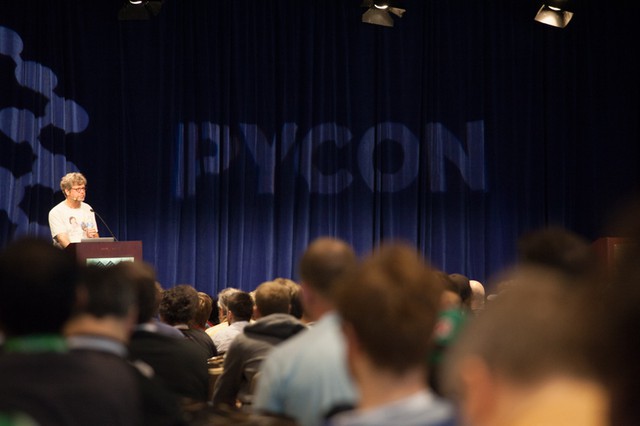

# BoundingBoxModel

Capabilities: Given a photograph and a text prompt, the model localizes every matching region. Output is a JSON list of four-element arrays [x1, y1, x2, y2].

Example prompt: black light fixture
[[361, 0, 405, 28], [118, 0, 163, 21], [534, 0, 573, 28]]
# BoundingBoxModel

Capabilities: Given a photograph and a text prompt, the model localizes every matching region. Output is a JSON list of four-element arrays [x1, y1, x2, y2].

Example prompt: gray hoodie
[[211, 313, 307, 407]]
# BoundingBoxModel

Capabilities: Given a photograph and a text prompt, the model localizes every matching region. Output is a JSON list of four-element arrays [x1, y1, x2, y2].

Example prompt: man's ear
[[458, 356, 498, 426]]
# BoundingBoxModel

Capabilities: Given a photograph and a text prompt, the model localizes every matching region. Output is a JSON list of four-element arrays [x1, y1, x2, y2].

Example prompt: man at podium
[[48, 172, 99, 248]]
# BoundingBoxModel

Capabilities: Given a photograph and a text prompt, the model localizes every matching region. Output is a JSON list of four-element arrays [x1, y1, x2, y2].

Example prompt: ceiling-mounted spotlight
[[118, 0, 163, 21], [361, 0, 405, 28], [534, 0, 573, 28]]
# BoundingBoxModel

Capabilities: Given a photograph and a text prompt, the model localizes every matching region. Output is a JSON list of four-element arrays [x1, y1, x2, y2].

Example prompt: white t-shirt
[[48, 201, 98, 247]]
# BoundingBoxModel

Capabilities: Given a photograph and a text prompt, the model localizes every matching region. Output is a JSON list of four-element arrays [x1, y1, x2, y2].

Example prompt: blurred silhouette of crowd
[[3, 200, 640, 426]]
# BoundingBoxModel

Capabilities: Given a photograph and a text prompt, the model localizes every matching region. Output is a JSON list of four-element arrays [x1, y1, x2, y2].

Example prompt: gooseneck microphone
[[90, 208, 118, 241]]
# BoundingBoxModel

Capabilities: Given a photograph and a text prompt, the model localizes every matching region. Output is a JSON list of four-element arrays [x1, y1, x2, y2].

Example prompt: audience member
[[328, 244, 454, 426], [448, 273, 472, 310], [213, 290, 254, 354], [212, 279, 307, 408], [153, 282, 189, 338], [588, 274, 637, 426], [442, 276, 608, 426], [516, 226, 598, 280], [274, 277, 305, 321], [64, 264, 185, 426], [484, 278, 516, 303], [208, 297, 220, 327], [253, 237, 358, 426], [206, 287, 240, 339], [191, 292, 214, 330], [160, 284, 217, 358], [429, 271, 468, 395], [436, 271, 462, 310], [0, 238, 140, 425], [468, 280, 485, 315], [588, 201, 640, 426], [126, 263, 210, 404], [0, 412, 38, 425]]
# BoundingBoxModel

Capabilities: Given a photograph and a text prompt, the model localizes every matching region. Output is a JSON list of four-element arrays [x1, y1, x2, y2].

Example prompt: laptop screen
[[80, 237, 115, 243]]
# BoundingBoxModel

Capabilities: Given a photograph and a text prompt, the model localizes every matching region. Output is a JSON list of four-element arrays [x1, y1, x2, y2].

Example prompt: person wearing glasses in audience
[[48, 172, 99, 248]]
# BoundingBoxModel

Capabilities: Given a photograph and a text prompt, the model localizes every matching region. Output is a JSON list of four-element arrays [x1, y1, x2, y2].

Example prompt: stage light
[[534, 0, 573, 28], [118, 0, 163, 21], [361, 0, 405, 28]]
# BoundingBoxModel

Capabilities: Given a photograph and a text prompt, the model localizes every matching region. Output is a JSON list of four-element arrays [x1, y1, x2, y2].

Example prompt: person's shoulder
[[326, 391, 457, 426], [49, 200, 67, 213], [262, 322, 316, 363], [132, 329, 206, 360], [215, 322, 243, 340], [69, 350, 134, 375], [259, 314, 341, 375], [227, 329, 251, 347], [207, 322, 228, 337], [131, 328, 180, 345]]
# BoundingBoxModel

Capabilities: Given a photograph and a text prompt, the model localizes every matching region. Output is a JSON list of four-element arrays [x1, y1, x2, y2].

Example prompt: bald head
[[299, 237, 357, 297], [469, 280, 485, 314]]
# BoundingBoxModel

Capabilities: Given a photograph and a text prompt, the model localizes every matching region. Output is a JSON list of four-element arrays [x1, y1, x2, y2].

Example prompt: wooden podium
[[66, 241, 143, 266]]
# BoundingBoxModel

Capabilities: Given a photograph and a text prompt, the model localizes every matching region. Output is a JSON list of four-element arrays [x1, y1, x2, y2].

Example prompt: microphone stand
[[90, 209, 118, 241]]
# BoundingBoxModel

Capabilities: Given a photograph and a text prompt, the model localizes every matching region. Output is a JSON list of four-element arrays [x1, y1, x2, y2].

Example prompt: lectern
[[66, 241, 143, 266]]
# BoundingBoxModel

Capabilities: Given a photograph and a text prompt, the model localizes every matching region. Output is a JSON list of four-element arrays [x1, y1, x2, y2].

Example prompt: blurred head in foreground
[[442, 274, 608, 426], [331, 243, 453, 425]]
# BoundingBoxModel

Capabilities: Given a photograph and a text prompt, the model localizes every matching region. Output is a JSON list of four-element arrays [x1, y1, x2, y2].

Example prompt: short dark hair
[[255, 280, 292, 317], [274, 277, 303, 319], [226, 291, 254, 322], [74, 264, 137, 318], [299, 237, 357, 297], [449, 273, 472, 304], [517, 226, 595, 279], [335, 244, 443, 374], [434, 271, 458, 294], [159, 284, 199, 325], [191, 292, 213, 328], [117, 261, 158, 324], [216, 287, 239, 316], [0, 238, 79, 336]]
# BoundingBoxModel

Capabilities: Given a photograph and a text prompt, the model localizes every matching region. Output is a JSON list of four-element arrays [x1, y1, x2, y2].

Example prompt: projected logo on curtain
[[0, 26, 89, 238], [174, 120, 486, 198], [1, 23, 487, 244]]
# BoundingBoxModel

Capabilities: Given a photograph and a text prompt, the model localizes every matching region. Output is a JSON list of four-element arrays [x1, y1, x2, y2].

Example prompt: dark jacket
[[129, 328, 209, 403]]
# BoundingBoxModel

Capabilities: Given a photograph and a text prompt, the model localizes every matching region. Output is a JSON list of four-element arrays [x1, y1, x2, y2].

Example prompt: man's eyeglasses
[[71, 186, 86, 192]]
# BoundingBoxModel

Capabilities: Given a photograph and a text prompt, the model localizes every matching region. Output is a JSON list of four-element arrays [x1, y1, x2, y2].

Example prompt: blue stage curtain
[[1, 0, 639, 294]]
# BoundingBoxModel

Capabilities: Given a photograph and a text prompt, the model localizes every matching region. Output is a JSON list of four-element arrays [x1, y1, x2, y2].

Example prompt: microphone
[[90, 208, 118, 241]]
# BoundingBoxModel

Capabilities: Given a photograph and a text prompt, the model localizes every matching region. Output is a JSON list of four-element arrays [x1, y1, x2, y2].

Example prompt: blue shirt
[[326, 390, 456, 426], [252, 311, 357, 426]]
